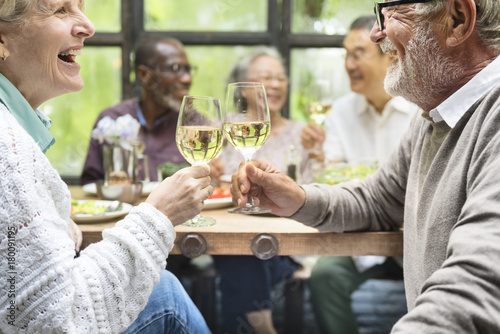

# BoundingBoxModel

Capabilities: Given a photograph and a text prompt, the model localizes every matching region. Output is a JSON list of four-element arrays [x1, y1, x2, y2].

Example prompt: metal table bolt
[[251, 233, 279, 260], [178, 233, 207, 258]]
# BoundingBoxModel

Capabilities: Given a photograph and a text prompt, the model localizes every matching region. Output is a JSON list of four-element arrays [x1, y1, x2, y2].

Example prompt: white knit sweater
[[0, 105, 176, 333]]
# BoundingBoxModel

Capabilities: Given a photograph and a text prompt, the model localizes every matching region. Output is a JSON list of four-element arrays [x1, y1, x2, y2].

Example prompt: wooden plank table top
[[70, 186, 403, 258]]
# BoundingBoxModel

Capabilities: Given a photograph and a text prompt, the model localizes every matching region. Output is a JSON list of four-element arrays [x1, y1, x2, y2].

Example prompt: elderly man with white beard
[[229, 0, 500, 332]]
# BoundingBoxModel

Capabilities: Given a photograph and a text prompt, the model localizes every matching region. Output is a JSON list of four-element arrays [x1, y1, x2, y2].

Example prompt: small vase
[[102, 143, 140, 185]]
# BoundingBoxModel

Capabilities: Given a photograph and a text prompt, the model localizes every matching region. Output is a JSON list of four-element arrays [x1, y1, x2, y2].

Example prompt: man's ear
[[136, 64, 152, 83], [445, 0, 476, 47], [137, 64, 159, 91]]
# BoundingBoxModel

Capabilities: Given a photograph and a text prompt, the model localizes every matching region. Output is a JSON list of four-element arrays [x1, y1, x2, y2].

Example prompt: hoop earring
[[2, 53, 6, 61]]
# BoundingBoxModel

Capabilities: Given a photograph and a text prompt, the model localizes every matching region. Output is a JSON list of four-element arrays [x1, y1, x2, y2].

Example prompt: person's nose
[[345, 56, 357, 70], [370, 21, 386, 44], [179, 71, 192, 85], [74, 10, 95, 39]]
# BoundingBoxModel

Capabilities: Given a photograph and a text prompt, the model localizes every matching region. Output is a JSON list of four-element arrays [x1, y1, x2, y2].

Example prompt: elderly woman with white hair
[[0, 1, 211, 333]]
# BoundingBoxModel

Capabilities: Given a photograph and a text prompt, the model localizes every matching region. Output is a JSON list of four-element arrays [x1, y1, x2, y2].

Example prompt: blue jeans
[[122, 270, 211, 334]]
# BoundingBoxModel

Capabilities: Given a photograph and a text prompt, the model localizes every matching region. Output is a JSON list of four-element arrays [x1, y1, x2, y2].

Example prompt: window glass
[[44, 47, 122, 177], [292, 0, 374, 34], [84, 0, 121, 32], [185, 45, 254, 105], [289, 48, 350, 122], [144, 0, 267, 32]]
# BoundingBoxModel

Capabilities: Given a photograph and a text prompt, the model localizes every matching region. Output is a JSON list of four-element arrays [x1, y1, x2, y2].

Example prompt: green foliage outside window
[[144, 0, 268, 32], [84, 0, 120, 33], [293, 0, 374, 34]]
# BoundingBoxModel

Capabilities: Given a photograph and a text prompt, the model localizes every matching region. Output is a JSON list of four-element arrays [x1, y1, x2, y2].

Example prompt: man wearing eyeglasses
[[81, 37, 194, 185], [301, 15, 419, 334], [232, 0, 500, 332]]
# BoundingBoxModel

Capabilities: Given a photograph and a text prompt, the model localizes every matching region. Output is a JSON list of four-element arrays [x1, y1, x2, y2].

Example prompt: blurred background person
[[212, 46, 309, 334], [81, 37, 193, 185], [301, 15, 420, 334]]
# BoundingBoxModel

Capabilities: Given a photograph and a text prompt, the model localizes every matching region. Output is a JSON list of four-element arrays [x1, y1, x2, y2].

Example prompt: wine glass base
[[228, 206, 272, 215], [182, 215, 216, 227]]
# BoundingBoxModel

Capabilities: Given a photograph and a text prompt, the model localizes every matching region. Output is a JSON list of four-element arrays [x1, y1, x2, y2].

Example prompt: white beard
[[382, 23, 464, 111]]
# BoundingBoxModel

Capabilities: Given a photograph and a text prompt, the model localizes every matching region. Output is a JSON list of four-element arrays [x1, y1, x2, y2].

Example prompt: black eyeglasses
[[155, 63, 197, 76], [373, 0, 434, 30]]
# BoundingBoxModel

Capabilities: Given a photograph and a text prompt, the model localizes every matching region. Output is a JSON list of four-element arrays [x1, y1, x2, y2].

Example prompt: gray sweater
[[293, 82, 500, 332]]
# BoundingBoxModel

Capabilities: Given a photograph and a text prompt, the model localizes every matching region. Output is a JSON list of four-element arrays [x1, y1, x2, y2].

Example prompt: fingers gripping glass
[[374, 0, 434, 30]]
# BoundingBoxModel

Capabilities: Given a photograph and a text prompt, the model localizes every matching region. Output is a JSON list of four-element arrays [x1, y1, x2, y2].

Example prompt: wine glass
[[176, 95, 224, 226], [223, 82, 271, 214], [306, 79, 332, 156]]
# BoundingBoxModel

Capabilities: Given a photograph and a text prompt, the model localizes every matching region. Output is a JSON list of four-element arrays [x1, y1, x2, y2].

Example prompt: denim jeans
[[122, 270, 211, 334]]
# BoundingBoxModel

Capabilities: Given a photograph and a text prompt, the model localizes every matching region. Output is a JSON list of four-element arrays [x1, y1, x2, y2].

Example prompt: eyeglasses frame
[[154, 63, 197, 77], [373, 0, 434, 30]]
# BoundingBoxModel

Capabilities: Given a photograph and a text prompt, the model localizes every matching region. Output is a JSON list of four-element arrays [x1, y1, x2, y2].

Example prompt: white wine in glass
[[176, 95, 223, 226], [306, 79, 332, 155], [224, 82, 271, 214], [307, 102, 332, 126]]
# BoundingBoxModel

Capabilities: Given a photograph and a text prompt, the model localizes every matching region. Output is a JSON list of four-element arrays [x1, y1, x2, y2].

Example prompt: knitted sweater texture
[[0, 105, 175, 333]]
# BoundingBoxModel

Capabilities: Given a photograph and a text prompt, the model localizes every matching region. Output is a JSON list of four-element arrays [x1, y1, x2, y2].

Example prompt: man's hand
[[301, 123, 325, 150], [231, 159, 306, 217]]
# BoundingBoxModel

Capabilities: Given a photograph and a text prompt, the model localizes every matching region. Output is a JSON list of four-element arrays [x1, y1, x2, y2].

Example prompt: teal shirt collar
[[0, 73, 55, 153]]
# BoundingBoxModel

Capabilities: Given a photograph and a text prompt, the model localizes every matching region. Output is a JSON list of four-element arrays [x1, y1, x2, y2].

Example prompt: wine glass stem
[[244, 155, 255, 207]]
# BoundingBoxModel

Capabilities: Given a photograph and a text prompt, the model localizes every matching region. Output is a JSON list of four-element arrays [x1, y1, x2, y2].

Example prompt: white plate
[[220, 174, 232, 183], [82, 182, 160, 196], [203, 197, 233, 210], [71, 200, 132, 223]]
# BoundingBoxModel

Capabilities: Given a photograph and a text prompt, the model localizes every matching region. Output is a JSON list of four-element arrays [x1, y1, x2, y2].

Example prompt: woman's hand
[[68, 218, 83, 253], [301, 123, 325, 150], [208, 157, 225, 185], [231, 159, 306, 217], [146, 164, 212, 226]]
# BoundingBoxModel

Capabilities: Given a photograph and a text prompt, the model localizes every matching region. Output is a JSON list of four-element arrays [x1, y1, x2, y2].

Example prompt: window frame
[[84, 0, 345, 118]]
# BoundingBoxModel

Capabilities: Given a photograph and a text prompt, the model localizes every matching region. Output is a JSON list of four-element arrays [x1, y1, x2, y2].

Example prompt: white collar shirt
[[430, 55, 500, 127], [323, 92, 420, 164]]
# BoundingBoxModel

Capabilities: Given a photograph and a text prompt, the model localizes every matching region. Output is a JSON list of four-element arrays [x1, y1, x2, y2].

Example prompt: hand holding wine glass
[[176, 95, 224, 226], [223, 82, 271, 214]]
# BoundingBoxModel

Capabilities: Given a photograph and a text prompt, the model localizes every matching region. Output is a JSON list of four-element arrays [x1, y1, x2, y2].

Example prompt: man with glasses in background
[[231, 0, 500, 332], [301, 15, 419, 334], [82, 37, 194, 184]]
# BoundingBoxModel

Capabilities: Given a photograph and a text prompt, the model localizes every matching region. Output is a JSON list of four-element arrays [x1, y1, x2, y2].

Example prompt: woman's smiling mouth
[[58, 49, 81, 63]]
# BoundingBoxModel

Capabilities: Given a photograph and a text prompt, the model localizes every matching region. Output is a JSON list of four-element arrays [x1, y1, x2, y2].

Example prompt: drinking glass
[[223, 82, 271, 214], [176, 95, 224, 226], [306, 79, 332, 156]]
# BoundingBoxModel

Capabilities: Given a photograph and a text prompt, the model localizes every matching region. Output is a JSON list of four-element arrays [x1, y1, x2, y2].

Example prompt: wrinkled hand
[[208, 158, 225, 185], [231, 159, 306, 217], [146, 164, 212, 226], [301, 123, 325, 150], [68, 218, 82, 253]]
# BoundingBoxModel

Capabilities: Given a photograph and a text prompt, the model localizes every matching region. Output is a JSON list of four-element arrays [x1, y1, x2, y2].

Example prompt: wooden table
[[70, 186, 403, 258]]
